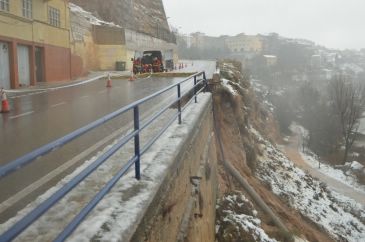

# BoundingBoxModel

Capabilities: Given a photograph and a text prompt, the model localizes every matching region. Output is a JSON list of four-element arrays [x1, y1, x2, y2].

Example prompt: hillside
[[213, 60, 365, 241], [70, 0, 172, 41]]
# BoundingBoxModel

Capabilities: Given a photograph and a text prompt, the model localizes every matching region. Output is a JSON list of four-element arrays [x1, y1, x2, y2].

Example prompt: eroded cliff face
[[213, 61, 334, 242], [70, 0, 170, 38]]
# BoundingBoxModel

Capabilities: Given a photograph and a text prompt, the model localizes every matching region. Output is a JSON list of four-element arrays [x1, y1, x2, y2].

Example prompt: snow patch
[[69, 3, 121, 27], [222, 78, 238, 95], [300, 151, 365, 194], [216, 192, 277, 242], [250, 127, 365, 242]]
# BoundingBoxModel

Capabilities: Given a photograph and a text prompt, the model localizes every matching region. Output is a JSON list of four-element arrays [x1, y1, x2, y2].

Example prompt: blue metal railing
[[0, 71, 207, 242]]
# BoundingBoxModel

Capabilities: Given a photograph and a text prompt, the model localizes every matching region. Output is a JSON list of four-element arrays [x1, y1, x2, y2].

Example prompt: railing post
[[134, 106, 141, 180], [194, 75, 197, 103], [203, 72, 207, 92], [177, 84, 182, 124]]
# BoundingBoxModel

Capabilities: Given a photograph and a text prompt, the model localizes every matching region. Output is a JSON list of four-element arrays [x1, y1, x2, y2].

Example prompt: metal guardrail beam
[[0, 71, 207, 242], [0, 72, 205, 179]]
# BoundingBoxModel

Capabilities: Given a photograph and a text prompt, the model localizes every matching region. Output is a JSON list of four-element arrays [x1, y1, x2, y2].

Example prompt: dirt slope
[[214, 61, 334, 242]]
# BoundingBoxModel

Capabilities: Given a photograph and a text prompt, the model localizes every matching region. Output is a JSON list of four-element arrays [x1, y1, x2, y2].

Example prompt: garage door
[[0, 42, 10, 89], [17, 45, 30, 86]]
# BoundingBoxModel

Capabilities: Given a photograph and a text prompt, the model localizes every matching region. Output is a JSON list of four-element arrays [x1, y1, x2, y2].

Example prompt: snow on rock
[[69, 3, 121, 27], [0, 93, 212, 241], [348, 161, 365, 171], [250, 127, 365, 242], [221, 78, 238, 96], [216, 191, 277, 242], [250, 79, 274, 112]]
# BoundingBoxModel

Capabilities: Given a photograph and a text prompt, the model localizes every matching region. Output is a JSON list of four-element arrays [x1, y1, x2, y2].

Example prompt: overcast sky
[[162, 0, 365, 50]]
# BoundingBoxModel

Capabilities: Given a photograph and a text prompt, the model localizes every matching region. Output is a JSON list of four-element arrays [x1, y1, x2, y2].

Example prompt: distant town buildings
[[311, 55, 321, 68], [263, 55, 278, 66], [225, 33, 263, 54]]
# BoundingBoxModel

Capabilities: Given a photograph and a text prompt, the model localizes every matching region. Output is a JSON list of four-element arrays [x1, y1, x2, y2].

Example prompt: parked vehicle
[[133, 50, 174, 74]]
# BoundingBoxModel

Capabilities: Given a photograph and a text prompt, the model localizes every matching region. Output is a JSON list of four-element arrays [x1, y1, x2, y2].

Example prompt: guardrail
[[0, 71, 207, 242]]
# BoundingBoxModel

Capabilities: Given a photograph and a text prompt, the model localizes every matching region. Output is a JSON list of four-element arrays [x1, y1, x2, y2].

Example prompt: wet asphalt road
[[0, 60, 216, 220], [1, 76, 187, 164]]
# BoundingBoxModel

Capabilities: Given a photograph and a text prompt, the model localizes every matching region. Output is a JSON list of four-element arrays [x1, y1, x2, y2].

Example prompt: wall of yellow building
[[0, 0, 70, 48], [0, 14, 33, 41], [225, 35, 263, 53], [98, 45, 128, 71], [71, 24, 131, 72], [71, 33, 99, 71], [33, 22, 70, 48], [245, 36, 263, 52]]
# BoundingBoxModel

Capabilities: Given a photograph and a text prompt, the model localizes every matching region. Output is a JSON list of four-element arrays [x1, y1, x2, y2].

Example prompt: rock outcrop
[[70, 0, 173, 42]]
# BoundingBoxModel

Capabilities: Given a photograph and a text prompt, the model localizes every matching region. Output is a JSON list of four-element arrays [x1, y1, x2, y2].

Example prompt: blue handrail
[[0, 71, 207, 242]]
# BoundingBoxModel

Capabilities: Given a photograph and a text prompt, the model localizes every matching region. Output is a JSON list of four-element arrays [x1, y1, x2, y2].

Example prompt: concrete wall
[[70, 10, 130, 74], [130, 99, 218, 242], [97, 45, 127, 71]]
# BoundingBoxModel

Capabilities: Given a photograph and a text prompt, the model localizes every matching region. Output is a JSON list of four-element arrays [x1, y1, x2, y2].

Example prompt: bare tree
[[329, 76, 365, 164]]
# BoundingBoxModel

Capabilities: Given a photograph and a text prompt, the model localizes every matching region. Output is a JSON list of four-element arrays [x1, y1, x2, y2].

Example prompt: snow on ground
[[216, 191, 277, 242], [0, 93, 212, 241], [222, 78, 238, 96], [301, 151, 365, 194], [291, 123, 365, 194], [250, 79, 274, 112], [250, 127, 365, 242]]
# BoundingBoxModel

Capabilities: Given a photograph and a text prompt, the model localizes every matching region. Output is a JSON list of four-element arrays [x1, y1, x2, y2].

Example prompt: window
[[48, 7, 60, 27], [0, 0, 9, 11], [22, 0, 32, 18]]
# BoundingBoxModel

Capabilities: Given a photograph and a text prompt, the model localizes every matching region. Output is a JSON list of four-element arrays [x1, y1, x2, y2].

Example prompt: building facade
[[225, 33, 263, 54], [0, 0, 71, 89]]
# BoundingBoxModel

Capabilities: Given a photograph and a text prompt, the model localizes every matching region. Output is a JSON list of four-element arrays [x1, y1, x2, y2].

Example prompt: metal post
[[177, 84, 182, 124], [194, 75, 197, 103], [134, 106, 141, 180], [203, 72, 207, 92]]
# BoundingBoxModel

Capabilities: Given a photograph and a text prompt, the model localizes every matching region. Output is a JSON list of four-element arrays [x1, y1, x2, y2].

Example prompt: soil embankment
[[213, 61, 334, 242]]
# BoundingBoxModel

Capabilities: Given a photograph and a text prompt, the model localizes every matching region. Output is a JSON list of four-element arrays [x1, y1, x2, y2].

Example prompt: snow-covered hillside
[[251, 127, 365, 242]]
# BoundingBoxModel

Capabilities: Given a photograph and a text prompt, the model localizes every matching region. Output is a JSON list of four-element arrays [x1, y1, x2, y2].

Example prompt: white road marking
[[80, 95, 89, 99], [9, 91, 47, 99], [9, 111, 34, 120], [50, 102, 66, 108], [98, 90, 107, 94]]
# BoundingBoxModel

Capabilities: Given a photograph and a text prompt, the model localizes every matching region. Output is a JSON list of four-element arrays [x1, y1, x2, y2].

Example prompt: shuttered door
[[0, 42, 10, 89], [17, 45, 31, 86]]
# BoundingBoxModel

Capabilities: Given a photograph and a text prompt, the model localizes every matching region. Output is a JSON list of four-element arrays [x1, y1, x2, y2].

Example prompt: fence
[[0, 71, 207, 242]]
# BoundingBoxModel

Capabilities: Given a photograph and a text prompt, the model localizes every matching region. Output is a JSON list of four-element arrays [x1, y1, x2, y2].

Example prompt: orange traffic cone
[[1, 89, 10, 113], [129, 71, 136, 81], [106, 73, 112, 88]]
